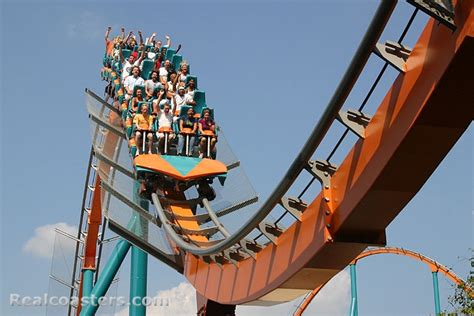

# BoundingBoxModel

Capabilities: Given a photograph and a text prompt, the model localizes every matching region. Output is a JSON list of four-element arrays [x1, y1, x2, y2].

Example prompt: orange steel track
[[183, 1, 473, 306], [293, 247, 471, 316], [352, 248, 469, 285]]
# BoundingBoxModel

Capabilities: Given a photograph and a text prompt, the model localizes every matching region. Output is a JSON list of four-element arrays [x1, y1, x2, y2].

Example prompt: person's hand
[[152, 32, 156, 37], [121, 27, 125, 32], [108, 26, 112, 31], [128, 31, 133, 36], [138, 30, 142, 36], [158, 90, 165, 97], [165, 35, 170, 40]]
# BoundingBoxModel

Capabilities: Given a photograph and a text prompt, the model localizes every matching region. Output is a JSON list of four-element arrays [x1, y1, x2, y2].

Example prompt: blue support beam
[[432, 271, 441, 315], [129, 182, 149, 316], [349, 264, 358, 316], [130, 247, 148, 315], [80, 239, 131, 316], [82, 269, 94, 302]]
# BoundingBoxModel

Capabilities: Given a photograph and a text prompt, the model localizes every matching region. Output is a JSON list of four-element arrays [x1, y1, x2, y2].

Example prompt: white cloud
[[238, 269, 351, 316], [22, 222, 77, 259], [115, 270, 350, 316], [115, 282, 196, 316]]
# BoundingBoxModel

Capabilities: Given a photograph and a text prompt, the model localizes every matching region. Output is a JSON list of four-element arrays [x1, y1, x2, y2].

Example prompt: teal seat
[[141, 59, 155, 80], [171, 54, 183, 72], [193, 90, 206, 116], [122, 49, 131, 59], [165, 48, 176, 61], [185, 76, 198, 89]]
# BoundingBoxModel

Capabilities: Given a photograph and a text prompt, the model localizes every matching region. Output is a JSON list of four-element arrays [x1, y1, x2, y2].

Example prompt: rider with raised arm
[[119, 40, 145, 81]]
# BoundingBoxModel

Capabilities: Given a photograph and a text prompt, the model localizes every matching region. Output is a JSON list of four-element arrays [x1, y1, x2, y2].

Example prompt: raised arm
[[137, 44, 146, 64], [157, 90, 165, 105], [124, 31, 133, 45], [147, 32, 156, 45], [173, 73, 180, 86], [119, 45, 125, 63], [145, 83, 153, 98], [171, 94, 177, 115], [165, 35, 171, 47], [120, 27, 125, 40], [105, 26, 112, 42], [138, 31, 144, 46]]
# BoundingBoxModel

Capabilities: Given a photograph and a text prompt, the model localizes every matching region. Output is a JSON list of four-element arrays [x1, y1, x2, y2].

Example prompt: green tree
[[447, 255, 473, 315]]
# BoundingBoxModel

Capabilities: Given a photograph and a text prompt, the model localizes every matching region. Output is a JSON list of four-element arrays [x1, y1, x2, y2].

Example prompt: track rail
[[293, 247, 472, 315], [154, 0, 397, 256]]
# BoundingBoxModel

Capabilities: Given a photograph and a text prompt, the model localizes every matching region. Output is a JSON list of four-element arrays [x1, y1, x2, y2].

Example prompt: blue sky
[[1, 0, 472, 315]]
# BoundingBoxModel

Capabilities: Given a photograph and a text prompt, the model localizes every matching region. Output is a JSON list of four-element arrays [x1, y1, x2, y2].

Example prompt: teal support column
[[82, 269, 94, 300], [130, 247, 148, 315], [349, 264, 358, 316], [129, 182, 149, 316], [432, 271, 441, 315], [80, 239, 131, 316]]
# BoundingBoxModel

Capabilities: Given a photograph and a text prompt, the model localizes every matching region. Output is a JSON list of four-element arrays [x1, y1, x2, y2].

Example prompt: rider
[[133, 103, 154, 155], [198, 109, 217, 158]]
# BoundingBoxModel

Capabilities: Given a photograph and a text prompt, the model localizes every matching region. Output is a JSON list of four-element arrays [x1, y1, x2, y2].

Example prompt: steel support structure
[[349, 264, 358, 316], [432, 271, 441, 315], [129, 182, 149, 316], [80, 239, 131, 316]]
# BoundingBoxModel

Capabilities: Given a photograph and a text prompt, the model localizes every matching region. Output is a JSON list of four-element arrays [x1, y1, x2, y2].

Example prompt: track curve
[[175, 0, 473, 306], [293, 247, 471, 315]]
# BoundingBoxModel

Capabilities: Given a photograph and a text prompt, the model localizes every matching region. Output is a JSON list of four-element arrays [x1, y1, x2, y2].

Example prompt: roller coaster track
[[293, 247, 472, 315], [75, 0, 473, 313], [151, 0, 473, 308]]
